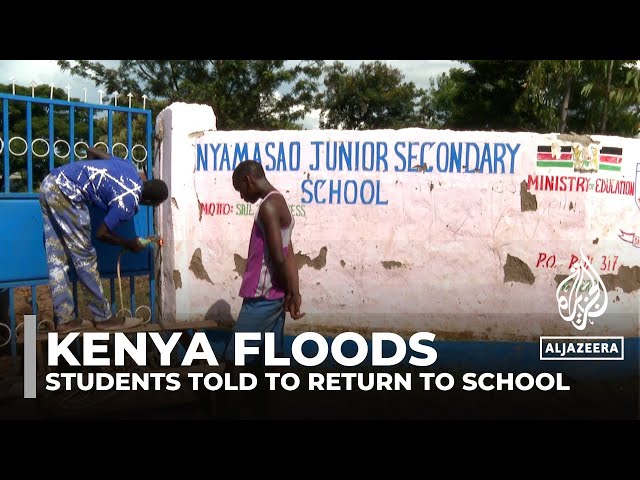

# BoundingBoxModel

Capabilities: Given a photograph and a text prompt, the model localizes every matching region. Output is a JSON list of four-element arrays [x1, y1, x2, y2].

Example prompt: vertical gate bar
[[108, 109, 113, 153], [129, 275, 136, 314], [146, 111, 152, 179], [3, 98, 9, 193], [127, 111, 132, 160], [8, 287, 15, 367], [48, 103, 54, 172], [31, 285, 37, 319], [146, 111, 156, 323], [69, 106, 75, 163], [26, 102, 33, 192], [88, 107, 94, 147], [110, 278, 116, 314]]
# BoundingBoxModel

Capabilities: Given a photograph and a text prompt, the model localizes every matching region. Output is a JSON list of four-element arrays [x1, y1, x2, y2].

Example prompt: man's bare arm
[[285, 239, 304, 319], [96, 223, 145, 252], [259, 200, 305, 319], [258, 199, 289, 291]]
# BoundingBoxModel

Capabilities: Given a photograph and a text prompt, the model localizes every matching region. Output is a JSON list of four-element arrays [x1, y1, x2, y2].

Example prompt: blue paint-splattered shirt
[[51, 157, 143, 233]]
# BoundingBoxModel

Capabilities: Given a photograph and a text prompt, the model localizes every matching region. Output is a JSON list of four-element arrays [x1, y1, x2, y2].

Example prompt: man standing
[[39, 146, 168, 332], [224, 160, 305, 369]]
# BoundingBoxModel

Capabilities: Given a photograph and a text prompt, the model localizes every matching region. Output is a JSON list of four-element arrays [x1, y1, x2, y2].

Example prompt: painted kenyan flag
[[536, 145, 622, 172]]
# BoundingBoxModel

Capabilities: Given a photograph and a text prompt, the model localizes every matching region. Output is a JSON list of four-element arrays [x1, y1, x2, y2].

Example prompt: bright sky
[[0, 60, 463, 129]]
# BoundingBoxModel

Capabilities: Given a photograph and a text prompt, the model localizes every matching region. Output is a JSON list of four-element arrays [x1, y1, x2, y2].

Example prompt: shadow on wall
[[204, 299, 234, 328]]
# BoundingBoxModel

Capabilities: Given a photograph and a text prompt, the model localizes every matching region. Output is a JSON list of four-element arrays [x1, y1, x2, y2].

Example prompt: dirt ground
[[11, 285, 54, 324]]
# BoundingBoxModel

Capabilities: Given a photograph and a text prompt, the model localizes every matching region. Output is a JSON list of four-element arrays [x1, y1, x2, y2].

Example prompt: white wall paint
[[156, 103, 640, 341]]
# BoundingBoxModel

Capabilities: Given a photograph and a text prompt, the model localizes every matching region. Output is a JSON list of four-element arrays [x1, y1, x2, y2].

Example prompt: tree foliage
[[515, 60, 583, 133], [578, 60, 640, 135], [426, 59, 640, 137], [57, 60, 324, 130], [425, 60, 537, 131], [316, 61, 431, 130]]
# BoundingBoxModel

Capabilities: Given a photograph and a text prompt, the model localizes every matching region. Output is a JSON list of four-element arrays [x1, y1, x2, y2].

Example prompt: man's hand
[[285, 291, 305, 320], [123, 237, 145, 253]]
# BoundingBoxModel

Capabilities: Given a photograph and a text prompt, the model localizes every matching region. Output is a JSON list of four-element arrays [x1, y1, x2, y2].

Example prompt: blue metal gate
[[0, 89, 157, 365]]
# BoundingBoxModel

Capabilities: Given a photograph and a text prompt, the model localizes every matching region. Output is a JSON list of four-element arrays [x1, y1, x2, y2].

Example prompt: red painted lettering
[[536, 253, 547, 268], [568, 255, 579, 270]]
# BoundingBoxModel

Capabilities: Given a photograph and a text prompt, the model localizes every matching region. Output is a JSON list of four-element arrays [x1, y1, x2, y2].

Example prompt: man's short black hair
[[141, 179, 169, 205], [233, 160, 265, 183]]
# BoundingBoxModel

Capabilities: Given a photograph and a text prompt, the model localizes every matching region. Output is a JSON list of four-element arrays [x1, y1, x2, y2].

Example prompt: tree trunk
[[600, 60, 615, 133], [559, 77, 572, 133]]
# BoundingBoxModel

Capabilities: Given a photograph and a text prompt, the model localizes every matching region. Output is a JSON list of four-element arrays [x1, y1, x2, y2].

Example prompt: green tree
[[424, 60, 639, 137], [317, 61, 431, 130], [424, 61, 537, 131], [57, 60, 324, 130], [515, 60, 583, 133], [515, 60, 640, 136], [580, 60, 640, 136]]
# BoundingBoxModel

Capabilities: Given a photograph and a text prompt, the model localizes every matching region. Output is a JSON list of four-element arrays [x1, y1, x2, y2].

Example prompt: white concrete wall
[[155, 103, 640, 341]]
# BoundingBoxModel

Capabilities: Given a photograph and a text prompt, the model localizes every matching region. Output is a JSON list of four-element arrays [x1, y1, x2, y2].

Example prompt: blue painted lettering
[[449, 143, 462, 172], [436, 143, 449, 172], [506, 143, 520, 173], [480, 143, 492, 173], [253, 143, 262, 163], [264, 142, 277, 171], [196, 140, 520, 175], [220, 144, 231, 171], [310, 141, 389, 172], [466, 143, 480, 172], [300, 179, 388, 205], [234, 143, 249, 166]]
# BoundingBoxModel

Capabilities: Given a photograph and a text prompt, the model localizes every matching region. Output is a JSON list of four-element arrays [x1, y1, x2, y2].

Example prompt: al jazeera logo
[[540, 248, 624, 360]]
